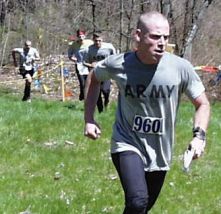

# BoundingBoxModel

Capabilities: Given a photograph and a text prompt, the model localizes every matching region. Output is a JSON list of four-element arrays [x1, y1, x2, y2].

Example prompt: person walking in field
[[68, 29, 93, 101], [12, 40, 40, 102], [84, 11, 210, 213], [84, 31, 116, 113]]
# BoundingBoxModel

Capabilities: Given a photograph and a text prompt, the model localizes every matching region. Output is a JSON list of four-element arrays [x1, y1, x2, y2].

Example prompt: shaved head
[[25, 40, 32, 46], [134, 11, 170, 64], [137, 11, 169, 34]]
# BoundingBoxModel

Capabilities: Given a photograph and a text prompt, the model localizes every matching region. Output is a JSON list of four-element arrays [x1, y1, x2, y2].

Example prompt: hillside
[[0, 0, 220, 101], [0, 0, 220, 66]]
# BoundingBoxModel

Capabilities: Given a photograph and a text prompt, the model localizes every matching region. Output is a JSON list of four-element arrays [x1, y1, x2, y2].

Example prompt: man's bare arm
[[84, 71, 101, 139], [192, 92, 210, 131], [188, 92, 210, 158], [12, 50, 18, 67]]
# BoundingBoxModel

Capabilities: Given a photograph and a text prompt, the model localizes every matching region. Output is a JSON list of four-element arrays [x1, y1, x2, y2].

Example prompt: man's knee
[[25, 74, 32, 83], [126, 194, 148, 212]]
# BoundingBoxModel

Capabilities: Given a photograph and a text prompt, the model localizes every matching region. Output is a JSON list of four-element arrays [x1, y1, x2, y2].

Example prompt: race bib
[[132, 115, 163, 135], [23, 64, 33, 71], [22, 61, 33, 71]]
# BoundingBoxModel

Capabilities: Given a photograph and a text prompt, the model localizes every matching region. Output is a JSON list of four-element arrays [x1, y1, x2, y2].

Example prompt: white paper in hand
[[183, 148, 195, 172]]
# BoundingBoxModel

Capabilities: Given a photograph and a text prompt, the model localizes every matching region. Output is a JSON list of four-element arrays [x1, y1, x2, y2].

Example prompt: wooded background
[[0, 0, 220, 66]]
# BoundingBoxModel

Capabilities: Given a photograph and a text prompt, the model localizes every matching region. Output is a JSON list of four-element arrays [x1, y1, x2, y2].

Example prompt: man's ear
[[133, 29, 141, 42]]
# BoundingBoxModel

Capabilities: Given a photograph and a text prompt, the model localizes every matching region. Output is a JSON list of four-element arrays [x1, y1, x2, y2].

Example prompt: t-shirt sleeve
[[13, 48, 22, 53], [84, 47, 92, 63], [81, 47, 89, 61], [93, 58, 111, 81], [68, 43, 76, 58], [34, 49, 40, 58], [183, 61, 205, 99], [68, 46, 73, 58], [111, 44, 116, 55]]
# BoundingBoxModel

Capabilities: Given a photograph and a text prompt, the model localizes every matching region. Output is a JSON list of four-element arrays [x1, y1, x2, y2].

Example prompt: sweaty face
[[137, 19, 170, 64]]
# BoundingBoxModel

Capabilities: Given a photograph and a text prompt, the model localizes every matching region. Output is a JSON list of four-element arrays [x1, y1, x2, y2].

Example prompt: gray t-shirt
[[94, 52, 205, 171], [85, 42, 116, 63], [85, 42, 116, 91]]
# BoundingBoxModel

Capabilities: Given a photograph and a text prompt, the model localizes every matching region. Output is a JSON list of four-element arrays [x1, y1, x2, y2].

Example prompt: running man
[[12, 40, 40, 102], [84, 11, 210, 213], [68, 29, 93, 101], [84, 31, 116, 112]]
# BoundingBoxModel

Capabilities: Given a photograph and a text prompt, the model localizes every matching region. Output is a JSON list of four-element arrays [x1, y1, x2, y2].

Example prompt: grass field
[[0, 88, 220, 214]]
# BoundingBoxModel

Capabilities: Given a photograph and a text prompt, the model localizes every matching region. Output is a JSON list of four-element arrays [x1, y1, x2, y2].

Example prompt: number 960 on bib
[[132, 115, 163, 135]]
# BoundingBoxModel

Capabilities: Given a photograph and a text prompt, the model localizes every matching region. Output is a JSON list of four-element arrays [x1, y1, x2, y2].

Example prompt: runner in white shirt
[[68, 29, 93, 101], [12, 40, 40, 102], [84, 11, 210, 213]]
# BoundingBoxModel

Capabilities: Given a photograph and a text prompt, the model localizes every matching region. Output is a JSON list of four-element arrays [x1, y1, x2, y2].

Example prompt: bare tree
[[123, 0, 136, 50], [118, 0, 123, 52], [0, 0, 6, 24], [160, 0, 171, 17], [182, 0, 214, 59], [87, 0, 96, 32], [0, 0, 220, 67]]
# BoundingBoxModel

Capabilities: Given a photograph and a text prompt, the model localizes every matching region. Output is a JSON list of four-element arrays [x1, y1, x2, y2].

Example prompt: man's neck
[[135, 51, 159, 65]]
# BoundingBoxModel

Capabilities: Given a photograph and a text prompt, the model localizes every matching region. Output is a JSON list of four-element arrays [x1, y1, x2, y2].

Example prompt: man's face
[[137, 19, 170, 64], [78, 34, 85, 41], [94, 37, 102, 48], [24, 42, 31, 51]]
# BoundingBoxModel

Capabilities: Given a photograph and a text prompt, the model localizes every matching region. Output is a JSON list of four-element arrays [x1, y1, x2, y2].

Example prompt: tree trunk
[[182, 0, 213, 60], [119, 0, 123, 52]]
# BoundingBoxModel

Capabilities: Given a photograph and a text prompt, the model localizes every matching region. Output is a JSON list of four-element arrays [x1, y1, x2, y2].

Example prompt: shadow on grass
[[63, 102, 84, 111]]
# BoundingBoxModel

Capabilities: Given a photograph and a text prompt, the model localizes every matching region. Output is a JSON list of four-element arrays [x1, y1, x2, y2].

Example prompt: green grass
[[154, 101, 221, 214], [0, 88, 220, 214]]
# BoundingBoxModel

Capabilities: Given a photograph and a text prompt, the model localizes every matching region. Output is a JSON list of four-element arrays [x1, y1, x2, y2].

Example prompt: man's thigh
[[111, 151, 147, 197], [112, 151, 167, 212]]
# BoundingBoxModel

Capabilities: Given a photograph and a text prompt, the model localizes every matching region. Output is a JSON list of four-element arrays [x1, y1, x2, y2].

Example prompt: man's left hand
[[189, 137, 206, 159]]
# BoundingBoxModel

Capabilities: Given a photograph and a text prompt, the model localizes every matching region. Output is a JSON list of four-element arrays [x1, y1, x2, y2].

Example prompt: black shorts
[[19, 68, 35, 79]]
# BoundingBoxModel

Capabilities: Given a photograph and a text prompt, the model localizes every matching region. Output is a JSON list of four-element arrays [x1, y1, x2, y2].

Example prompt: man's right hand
[[84, 122, 101, 140], [71, 56, 77, 63]]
